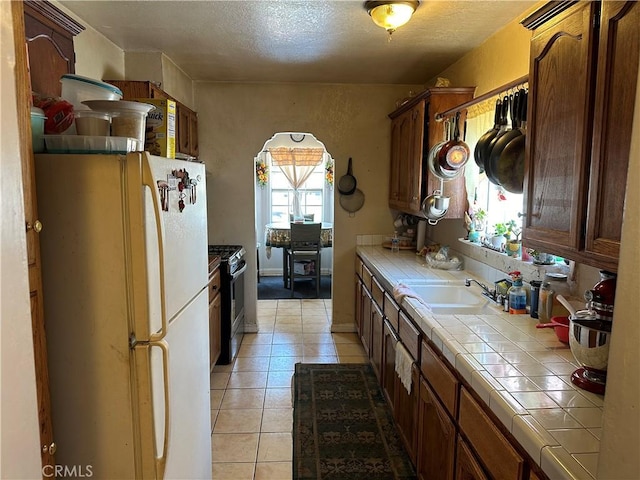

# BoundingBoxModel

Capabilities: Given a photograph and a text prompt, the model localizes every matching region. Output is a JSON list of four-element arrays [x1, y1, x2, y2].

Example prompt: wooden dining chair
[[286, 222, 322, 298]]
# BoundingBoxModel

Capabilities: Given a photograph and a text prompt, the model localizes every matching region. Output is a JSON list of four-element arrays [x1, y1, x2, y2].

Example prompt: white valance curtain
[[268, 147, 324, 218]]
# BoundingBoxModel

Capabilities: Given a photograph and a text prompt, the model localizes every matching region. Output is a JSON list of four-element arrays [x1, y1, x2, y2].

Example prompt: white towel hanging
[[395, 341, 413, 395]]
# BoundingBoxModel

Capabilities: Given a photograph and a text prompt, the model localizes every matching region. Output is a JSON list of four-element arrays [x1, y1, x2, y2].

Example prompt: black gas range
[[208, 245, 246, 364]]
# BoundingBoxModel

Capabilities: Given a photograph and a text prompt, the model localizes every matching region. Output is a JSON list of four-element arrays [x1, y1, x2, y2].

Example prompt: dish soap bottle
[[391, 231, 400, 253], [508, 271, 527, 315]]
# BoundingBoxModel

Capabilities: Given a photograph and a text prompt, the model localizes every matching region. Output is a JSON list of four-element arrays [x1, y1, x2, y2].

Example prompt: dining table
[[264, 222, 333, 287]]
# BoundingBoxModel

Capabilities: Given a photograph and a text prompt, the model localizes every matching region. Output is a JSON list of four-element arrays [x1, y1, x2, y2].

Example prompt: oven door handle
[[230, 261, 247, 280]]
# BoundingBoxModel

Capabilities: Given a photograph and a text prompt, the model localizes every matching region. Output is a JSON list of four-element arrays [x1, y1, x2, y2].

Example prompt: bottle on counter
[[508, 271, 527, 314], [391, 231, 400, 253], [529, 280, 542, 319]]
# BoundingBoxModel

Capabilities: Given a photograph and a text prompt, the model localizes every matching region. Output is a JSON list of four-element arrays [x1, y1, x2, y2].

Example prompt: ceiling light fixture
[[364, 1, 419, 37]]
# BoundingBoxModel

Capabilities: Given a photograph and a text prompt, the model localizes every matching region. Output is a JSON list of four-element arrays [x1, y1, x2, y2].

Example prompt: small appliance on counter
[[568, 271, 617, 394]]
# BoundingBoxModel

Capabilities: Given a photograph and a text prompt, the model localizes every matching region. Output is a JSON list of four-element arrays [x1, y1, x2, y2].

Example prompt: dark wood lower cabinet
[[382, 320, 398, 409], [456, 436, 489, 480], [355, 277, 363, 337], [360, 286, 372, 356], [395, 362, 419, 464], [417, 377, 456, 480], [370, 302, 384, 381]]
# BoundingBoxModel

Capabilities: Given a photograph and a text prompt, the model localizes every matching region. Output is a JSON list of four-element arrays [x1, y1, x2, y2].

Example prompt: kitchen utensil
[[497, 89, 527, 193], [535, 315, 569, 344], [421, 190, 449, 225], [474, 99, 501, 171], [438, 112, 470, 171], [555, 294, 576, 317], [337, 157, 357, 195], [428, 120, 463, 181], [568, 310, 612, 394], [485, 95, 515, 184], [488, 91, 524, 185], [339, 188, 364, 216], [480, 96, 509, 174]]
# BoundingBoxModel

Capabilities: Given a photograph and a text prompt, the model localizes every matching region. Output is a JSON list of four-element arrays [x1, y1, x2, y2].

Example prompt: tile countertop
[[356, 245, 604, 480]]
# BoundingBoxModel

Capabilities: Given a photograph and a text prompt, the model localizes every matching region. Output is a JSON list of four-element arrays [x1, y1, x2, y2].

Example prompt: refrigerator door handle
[[141, 157, 168, 342], [150, 338, 170, 479]]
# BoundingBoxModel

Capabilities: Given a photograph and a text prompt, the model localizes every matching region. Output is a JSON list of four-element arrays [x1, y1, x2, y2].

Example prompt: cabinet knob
[[26, 220, 43, 233], [412, 196, 418, 200], [42, 442, 56, 454]]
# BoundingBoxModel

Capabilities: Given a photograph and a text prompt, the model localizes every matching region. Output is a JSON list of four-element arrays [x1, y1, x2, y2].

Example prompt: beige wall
[[0, 3, 45, 478], [429, 2, 541, 95], [195, 82, 419, 330]]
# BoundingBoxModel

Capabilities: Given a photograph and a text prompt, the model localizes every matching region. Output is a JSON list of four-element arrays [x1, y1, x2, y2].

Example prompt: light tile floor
[[210, 298, 368, 480]]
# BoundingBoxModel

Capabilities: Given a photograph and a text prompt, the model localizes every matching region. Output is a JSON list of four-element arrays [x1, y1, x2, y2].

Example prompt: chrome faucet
[[464, 278, 497, 302]]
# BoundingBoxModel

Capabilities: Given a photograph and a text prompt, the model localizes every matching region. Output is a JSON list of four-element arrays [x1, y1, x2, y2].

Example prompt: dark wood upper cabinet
[[522, 1, 639, 272], [23, 0, 84, 97], [388, 88, 475, 218]]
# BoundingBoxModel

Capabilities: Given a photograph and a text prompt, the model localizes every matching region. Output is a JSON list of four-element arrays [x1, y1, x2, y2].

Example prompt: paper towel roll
[[416, 220, 427, 251]]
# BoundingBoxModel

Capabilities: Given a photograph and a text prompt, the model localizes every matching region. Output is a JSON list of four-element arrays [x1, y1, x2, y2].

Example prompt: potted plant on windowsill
[[506, 222, 522, 258], [489, 222, 507, 249]]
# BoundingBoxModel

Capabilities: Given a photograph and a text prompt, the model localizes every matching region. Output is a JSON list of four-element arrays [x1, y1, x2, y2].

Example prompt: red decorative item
[[43, 100, 75, 134]]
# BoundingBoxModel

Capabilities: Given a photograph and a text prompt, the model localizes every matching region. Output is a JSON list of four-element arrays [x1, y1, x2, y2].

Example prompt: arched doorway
[[254, 132, 334, 305]]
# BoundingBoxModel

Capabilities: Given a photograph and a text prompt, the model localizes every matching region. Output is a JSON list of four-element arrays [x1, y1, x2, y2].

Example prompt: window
[[270, 163, 326, 223]]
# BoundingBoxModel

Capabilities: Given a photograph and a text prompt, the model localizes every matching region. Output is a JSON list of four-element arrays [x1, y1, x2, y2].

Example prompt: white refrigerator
[[35, 152, 211, 479]]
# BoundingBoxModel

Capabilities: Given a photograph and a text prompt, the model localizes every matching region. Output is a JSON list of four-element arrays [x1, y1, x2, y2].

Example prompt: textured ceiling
[[59, 0, 538, 85]]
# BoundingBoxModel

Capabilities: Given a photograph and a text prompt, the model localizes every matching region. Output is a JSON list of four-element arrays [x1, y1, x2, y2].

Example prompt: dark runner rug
[[258, 275, 331, 300], [293, 363, 417, 480]]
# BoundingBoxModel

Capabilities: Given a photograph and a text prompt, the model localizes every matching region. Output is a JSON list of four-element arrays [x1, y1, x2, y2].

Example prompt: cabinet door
[[382, 319, 398, 409], [209, 293, 221, 369], [417, 377, 456, 480], [189, 110, 199, 157], [455, 436, 489, 480], [370, 302, 384, 382], [523, 2, 597, 256], [389, 107, 419, 211], [177, 103, 191, 155], [395, 362, 419, 464], [360, 286, 372, 356], [23, 1, 82, 97], [585, 1, 639, 267], [355, 277, 363, 337]]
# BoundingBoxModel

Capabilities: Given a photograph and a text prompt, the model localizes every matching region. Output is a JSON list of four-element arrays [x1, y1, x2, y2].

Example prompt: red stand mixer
[[569, 271, 617, 395]]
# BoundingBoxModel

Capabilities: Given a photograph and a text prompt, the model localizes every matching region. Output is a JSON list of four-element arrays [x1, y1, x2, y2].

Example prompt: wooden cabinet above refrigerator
[[388, 87, 475, 218]]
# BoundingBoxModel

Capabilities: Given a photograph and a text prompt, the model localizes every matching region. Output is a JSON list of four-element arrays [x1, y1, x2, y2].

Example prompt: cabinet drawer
[[209, 269, 221, 302], [421, 340, 459, 417], [384, 292, 399, 332], [371, 277, 385, 309], [362, 264, 373, 292], [398, 311, 420, 361], [459, 388, 525, 480]]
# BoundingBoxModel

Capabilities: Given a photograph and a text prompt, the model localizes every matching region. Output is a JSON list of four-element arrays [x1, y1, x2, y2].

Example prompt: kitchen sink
[[399, 282, 502, 315]]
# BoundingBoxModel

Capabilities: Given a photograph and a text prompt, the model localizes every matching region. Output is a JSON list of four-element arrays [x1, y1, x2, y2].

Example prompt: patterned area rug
[[293, 363, 417, 480]]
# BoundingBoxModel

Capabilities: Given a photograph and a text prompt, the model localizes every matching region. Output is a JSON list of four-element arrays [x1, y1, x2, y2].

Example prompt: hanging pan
[[487, 90, 523, 185], [474, 98, 502, 172], [437, 111, 470, 171], [339, 188, 365, 216], [337, 157, 357, 195], [496, 89, 528, 193]]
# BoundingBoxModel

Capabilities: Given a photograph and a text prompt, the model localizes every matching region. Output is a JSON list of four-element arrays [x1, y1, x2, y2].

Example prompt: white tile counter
[[357, 245, 603, 480]]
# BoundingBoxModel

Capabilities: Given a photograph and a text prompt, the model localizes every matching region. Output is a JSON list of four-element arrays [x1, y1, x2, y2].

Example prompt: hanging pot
[[438, 111, 470, 171], [474, 98, 502, 172], [337, 157, 357, 195], [496, 89, 528, 193], [428, 119, 462, 181], [421, 190, 449, 225], [339, 188, 365, 216]]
